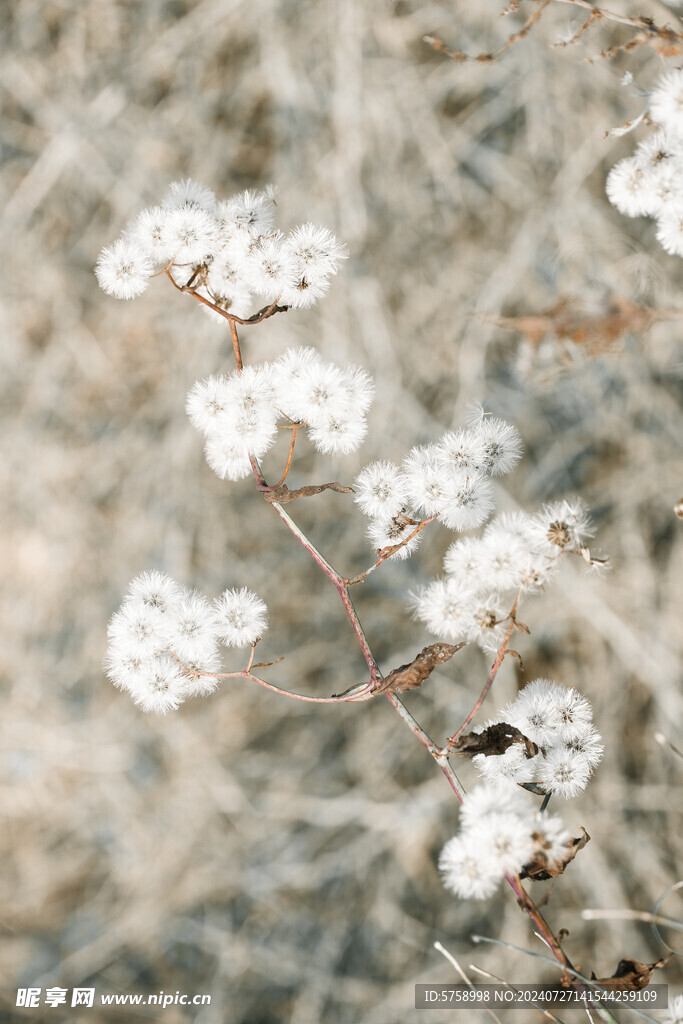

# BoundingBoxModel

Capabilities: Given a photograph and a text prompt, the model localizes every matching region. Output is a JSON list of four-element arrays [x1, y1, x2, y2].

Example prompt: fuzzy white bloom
[[537, 746, 592, 799], [504, 678, 576, 748], [203, 433, 253, 481], [289, 360, 351, 424], [438, 472, 495, 532], [650, 69, 683, 137], [471, 416, 523, 476], [367, 514, 423, 560], [438, 833, 502, 900], [189, 367, 278, 461], [186, 376, 234, 436], [460, 782, 533, 829], [411, 577, 478, 642], [661, 993, 683, 1024], [225, 187, 277, 237], [214, 587, 268, 647], [107, 598, 167, 658], [563, 722, 604, 770], [340, 365, 375, 417], [164, 205, 218, 264], [535, 498, 593, 553], [466, 592, 508, 652], [127, 570, 183, 615], [308, 410, 368, 454], [270, 347, 324, 419], [128, 205, 174, 263], [95, 237, 154, 299], [634, 129, 683, 170], [530, 811, 572, 871], [443, 537, 486, 584], [284, 223, 348, 286], [163, 178, 217, 212], [436, 427, 486, 475], [402, 446, 450, 515], [402, 445, 450, 516], [645, 161, 683, 218], [125, 653, 189, 714], [243, 231, 298, 297], [354, 461, 409, 518], [473, 744, 541, 786], [165, 590, 219, 665], [606, 157, 655, 218], [656, 209, 683, 256], [207, 249, 252, 303], [467, 810, 537, 875]]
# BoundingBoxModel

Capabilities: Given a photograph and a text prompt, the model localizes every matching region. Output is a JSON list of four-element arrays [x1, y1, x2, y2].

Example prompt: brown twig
[[344, 514, 438, 585], [425, 0, 683, 65], [443, 590, 523, 751], [262, 481, 354, 504]]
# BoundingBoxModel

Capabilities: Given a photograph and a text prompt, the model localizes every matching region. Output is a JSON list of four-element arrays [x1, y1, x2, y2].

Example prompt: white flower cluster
[[186, 346, 374, 480], [438, 784, 572, 899], [95, 178, 348, 312], [606, 70, 683, 256], [473, 679, 603, 799], [354, 416, 522, 564], [104, 571, 268, 713], [412, 498, 592, 651]]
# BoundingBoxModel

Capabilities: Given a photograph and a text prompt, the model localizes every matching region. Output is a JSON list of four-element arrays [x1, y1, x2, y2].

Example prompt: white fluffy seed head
[[128, 205, 174, 263], [436, 428, 486, 475], [537, 747, 592, 799], [95, 237, 154, 299], [606, 156, 656, 217], [164, 205, 218, 264], [126, 570, 183, 615], [354, 461, 409, 518], [473, 744, 541, 786], [470, 416, 523, 476], [225, 187, 277, 237], [656, 209, 683, 256], [411, 577, 478, 642], [535, 498, 593, 553], [165, 590, 219, 665], [467, 811, 537, 875], [650, 69, 683, 136], [186, 376, 234, 436], [367, 514, 423, 560], [270, 347, 324, 419], [284, 223, 348, 286], [438, 472, 495, 531], [243, 231, 298, 298], [125, 653, 189, 714], [438, 833, 503, 900], [530, 812, 572, 870], [214, 587, 268, 647], [162, 178, 217, 212], [203, 433, 253, 481], [308, 411, 367, 454]]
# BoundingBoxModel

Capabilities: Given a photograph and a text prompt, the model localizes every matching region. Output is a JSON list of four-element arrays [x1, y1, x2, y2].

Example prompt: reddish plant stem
[[443, 611, 519, 751], [344, 514, 439, 585], [219, 314, 584, 999]]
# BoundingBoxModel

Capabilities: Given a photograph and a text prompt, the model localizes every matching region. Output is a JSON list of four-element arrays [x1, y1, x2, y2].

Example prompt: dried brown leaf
[[373, 642, 466, 695], [452, 722, 538, 759], [521, 827, 590, 881], [590, 955, 669, 992], [263, 481, 354, 504], [482, 295, 683, 353]]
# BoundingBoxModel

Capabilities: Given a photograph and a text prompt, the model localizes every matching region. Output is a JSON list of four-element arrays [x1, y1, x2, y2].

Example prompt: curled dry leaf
[[589, 955, 669, 992], [372, 642, 466, 695], [521, 827, 590, 881], [451, 722, 538, 759], [263, 481, 354, 504]]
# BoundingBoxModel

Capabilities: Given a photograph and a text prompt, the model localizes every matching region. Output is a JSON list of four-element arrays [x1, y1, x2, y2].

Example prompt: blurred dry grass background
[[1, 1, 682, 1021]]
